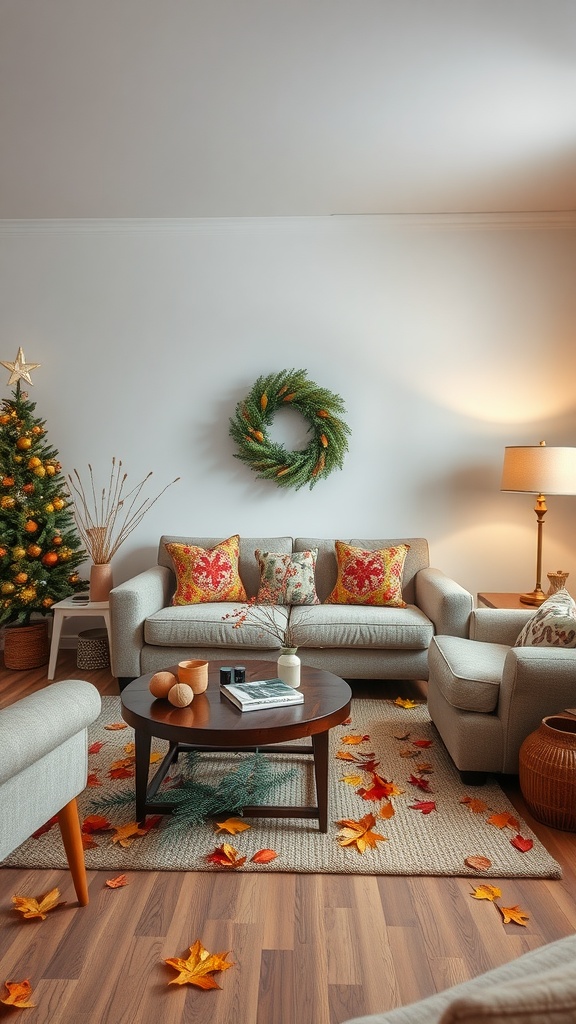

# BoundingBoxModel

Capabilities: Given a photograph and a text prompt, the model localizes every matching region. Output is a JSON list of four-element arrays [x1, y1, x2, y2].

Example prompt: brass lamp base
[[520, 589, 547, 606]]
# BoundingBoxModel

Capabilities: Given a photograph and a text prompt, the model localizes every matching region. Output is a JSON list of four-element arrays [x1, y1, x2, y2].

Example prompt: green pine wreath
[[229, 369, 351, 490]]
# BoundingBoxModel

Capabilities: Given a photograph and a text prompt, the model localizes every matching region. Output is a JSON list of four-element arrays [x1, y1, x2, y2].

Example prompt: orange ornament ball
[[16, 436, 32, 450], [149, 671, 177, 699], [42, 552, 58, 566], [168, 683, 194, 708], [24, 520, 39, 533]]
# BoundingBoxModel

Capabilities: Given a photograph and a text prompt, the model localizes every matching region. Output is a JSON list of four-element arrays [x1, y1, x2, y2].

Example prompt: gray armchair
[[427, 607, 576, 779], [0, 680, 102, 905]]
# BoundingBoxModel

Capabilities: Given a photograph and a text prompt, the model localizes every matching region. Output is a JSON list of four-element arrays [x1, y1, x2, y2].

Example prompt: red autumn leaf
[[408, 774, 432, 792], [409, 800, 436, 814], [105, 874, 129, 888], [86, 772, 101, 787], [357, 772, 397, 801], [88, 740, 105, 755], [140, 815, 162, 833], [356, 757, 381, 772], [108, 765, 134, 779], [206, 844, 247, 868], [412, 738, 433, 748], [1, 980, 36, 1008], [251, 849, 278, 863], [342, 716, 352, 725], [82, 814, 111, 834], [510, 834, 533, 853], [32, 815, 58, 838], [82, 834, 99, 850]]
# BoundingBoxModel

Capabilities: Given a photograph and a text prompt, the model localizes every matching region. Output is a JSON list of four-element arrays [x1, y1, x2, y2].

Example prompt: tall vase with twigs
[[67, 459, 179, 602]]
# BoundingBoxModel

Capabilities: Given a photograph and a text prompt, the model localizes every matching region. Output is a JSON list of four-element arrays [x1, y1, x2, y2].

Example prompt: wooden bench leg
[[57, 797, 89, 906]]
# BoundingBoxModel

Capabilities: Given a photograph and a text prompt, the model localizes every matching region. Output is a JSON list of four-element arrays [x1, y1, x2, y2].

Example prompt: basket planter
[[3, 620, 50, 670], [519, 715, 576, 832]]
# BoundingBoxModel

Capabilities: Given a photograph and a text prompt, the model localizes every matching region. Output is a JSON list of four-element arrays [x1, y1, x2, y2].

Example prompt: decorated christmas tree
[[0, 348, 86, 626]]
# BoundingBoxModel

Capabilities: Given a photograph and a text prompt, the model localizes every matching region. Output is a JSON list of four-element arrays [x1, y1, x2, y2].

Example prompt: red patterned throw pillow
[[165, 535, 247, 605], [326, 541, 409, 607]]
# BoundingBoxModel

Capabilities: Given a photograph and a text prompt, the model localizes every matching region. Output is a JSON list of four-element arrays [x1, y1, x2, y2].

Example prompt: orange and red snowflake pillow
[[326, 541, 409, 607], [165, 535, 247, 605]]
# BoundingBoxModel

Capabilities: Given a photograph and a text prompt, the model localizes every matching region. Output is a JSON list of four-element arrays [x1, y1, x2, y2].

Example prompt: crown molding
[[0, 211, 576, 233]]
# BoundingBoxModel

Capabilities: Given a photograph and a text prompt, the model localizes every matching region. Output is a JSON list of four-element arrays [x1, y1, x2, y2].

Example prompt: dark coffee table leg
[[312, 730, 329, 832], [134, 729, 152, 823]]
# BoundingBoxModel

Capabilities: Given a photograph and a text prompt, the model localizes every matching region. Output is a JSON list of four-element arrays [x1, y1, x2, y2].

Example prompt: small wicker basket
[[77, 627, 110, 670], [3, 620, 50, 670]]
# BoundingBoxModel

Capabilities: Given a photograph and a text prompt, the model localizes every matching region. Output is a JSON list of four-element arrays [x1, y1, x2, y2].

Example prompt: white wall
[[1, 215, 575, 601]]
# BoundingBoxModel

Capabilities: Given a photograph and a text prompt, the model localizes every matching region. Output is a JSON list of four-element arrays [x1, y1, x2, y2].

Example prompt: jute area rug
[[3, 696, 561, 879]]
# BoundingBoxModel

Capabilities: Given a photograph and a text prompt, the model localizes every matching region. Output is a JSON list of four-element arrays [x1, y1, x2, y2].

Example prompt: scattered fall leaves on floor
[[206, 843, 247, 868], [12, 888, 64, 920], [1, 980, 35, 1008], [105, 874, 129, 889], [336, 812, 387, 853], [165, 939, 234, 990], [470, 883, 530, 927]]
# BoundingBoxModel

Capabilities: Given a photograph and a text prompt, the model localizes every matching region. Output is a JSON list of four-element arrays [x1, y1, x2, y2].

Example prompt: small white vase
[[277, 647, 301, 688]]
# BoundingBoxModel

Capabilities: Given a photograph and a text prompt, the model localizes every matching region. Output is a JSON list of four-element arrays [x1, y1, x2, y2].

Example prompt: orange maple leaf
[[12, 888, 65, 920], [340, 733, 370, 745], [470, 884, 502, 902], [357, 772, 398, 801], [336, 812, 387, 854], [108, 765, 135, 780], [251, 849, 278, 863], [214, 817, 251, 835], [111, 822, 148, 847], [486, 811, 520, 830], [461, 796, 489, 814], [335, 750, 359, 761], [165, 939, 234, 989], [379, 801, 395, 819], [1, 980, 36, 1008], [206, 843, 247, 868], [498, 904, 529, 926], [104, 722, 128, 730], [106, 874, 129, 889]]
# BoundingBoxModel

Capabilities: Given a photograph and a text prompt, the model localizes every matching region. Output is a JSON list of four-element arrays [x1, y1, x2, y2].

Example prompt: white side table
[[48, 595, 111, 680]]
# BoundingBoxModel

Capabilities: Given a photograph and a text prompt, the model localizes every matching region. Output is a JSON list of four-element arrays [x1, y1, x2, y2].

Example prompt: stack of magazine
[[220, 677, 304, 712]]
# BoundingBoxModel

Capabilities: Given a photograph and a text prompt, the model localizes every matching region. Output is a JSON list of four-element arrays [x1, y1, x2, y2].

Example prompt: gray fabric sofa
[[341, 932, 576, 1023], [109, 535, 473, 687], [428, 607, 576, 776]]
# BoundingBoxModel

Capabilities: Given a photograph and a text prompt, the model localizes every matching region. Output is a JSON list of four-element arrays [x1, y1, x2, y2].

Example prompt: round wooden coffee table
[[120, 659, 352, 833]]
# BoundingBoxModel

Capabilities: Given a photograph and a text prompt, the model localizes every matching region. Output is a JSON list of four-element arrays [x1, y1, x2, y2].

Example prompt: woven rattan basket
[[77, 627, 110, 670], [519, 715, 576, 832], [3, 620, 50, 670]]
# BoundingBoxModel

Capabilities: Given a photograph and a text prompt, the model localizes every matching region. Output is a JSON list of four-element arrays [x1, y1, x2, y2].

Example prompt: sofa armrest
[[414, 568, 473, 638], [469, 607, 533, 645], [109, 565, 173, 679], [498, 646, 576, 772]]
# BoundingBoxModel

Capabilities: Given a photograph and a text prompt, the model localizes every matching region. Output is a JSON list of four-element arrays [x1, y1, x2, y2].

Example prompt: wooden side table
[[48, 595, 111, 680], [477, 593, 527, 610]]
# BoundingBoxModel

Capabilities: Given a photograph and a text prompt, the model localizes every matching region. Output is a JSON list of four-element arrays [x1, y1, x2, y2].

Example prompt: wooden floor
[[1, 653, 575, 1024]]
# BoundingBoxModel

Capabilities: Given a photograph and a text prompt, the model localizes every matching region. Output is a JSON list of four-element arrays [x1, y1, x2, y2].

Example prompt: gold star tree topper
[[1, 347, 41, 386]]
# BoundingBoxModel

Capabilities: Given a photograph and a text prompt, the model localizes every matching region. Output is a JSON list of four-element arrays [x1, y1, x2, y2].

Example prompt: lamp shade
[[501, 443, 576, 495]]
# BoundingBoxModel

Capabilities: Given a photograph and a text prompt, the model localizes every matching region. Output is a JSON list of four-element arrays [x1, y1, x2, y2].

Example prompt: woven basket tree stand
[[519, 715, 576, 832], [3, 620, 50, 670]]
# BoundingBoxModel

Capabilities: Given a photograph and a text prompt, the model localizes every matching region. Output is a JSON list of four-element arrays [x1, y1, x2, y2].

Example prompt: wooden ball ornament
[[168, 683, 194, 708], [149, 671, 177, 698]]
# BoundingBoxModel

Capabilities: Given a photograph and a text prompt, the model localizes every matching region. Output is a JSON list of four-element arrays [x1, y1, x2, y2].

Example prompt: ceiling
[[1, 0, 576, 218]]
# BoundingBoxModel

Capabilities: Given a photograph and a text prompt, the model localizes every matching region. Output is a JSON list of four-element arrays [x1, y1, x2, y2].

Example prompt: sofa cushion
[[294, 537, 430, 604], [429, 636, 508, 713], [289, 603, 434, 650], [144, 602, 287, 650], [165, 535, 247, 605], [326, 541, 409, 607], [255, 548, 320, 605], [159, 535, 293, 598], [515, 588, 576, 649], [439, 961, 576, 1023]]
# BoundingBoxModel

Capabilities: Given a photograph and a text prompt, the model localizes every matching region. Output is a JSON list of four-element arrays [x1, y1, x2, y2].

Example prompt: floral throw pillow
[[326, 541, 409, 607], [165, 535, 247, 605], [255, 549, 320, 605], [514, 588, 576, 648]]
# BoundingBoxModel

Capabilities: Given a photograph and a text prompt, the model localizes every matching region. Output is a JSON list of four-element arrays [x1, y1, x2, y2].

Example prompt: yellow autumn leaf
[[498, 905, 529, 926], [340, 734, 367, 745], [1, 980, 36, 1008], [340, 774, 364, 786], [393, 698, 418, 709], [165, 939, 234, 989], [470, 884, 502, 902], [12, 887, 65, 920], [111, 822, 148, 847], [214, 817, 252, 835]]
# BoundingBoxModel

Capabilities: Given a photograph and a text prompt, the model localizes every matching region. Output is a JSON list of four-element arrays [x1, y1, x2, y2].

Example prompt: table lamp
[[501, 441, 576, 605]]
